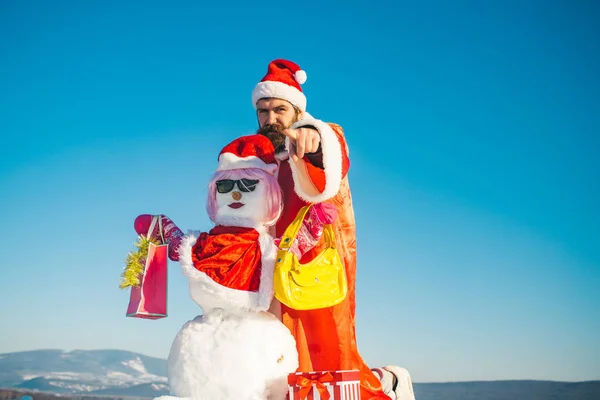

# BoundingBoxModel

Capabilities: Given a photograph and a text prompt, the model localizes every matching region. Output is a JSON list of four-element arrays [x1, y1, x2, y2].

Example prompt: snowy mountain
[[0, 349, 169, 397], [3, 350, 599, 400]]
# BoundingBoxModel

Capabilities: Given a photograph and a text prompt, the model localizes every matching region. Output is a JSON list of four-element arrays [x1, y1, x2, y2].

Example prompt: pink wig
[[206, 168, 283, 227]]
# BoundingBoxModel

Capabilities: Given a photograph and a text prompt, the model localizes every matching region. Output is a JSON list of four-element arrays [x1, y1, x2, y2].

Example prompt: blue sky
[[1, 0, 598, 383]]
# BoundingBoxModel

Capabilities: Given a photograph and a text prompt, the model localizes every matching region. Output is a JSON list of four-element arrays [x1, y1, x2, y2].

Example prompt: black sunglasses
[[216, 179, 259, 193]]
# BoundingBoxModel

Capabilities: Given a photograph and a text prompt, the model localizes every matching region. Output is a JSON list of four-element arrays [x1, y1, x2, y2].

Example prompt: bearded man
[[252, 59, 416, 400]]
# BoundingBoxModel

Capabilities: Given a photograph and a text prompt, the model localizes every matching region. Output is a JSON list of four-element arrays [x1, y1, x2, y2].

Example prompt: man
[[251, 59, 416, 400]]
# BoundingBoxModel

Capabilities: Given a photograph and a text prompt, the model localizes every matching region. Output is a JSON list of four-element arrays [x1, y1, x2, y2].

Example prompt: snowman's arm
[[133, 214, 185, 261], [286, 118, 350, 203]]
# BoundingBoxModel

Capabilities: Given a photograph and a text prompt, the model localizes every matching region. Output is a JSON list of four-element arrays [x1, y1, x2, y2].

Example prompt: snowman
[[156, 135, 299, 400]]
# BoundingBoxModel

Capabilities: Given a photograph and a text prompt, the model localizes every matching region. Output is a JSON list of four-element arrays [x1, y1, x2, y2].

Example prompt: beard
[[257, 123, 287, 154], [256, 112, 299, 154]]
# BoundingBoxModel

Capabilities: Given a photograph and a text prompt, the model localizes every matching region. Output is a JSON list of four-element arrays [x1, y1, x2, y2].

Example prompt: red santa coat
[[276, 114, 389, 400]]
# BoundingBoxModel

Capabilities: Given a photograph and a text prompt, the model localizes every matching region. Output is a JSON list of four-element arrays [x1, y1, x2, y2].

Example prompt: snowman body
[[166, 308, 297, 400], [163, 162, 298, 400]]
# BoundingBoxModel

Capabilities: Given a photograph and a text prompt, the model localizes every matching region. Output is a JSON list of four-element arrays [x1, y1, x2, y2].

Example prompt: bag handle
[[278, 205, 335, 252], [146, 215, 165, 243], [321, 224, 336, 249], [278, 205, 312, 251]]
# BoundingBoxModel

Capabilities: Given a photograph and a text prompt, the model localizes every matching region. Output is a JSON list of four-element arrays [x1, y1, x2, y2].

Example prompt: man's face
[[256, 98, 301, 153]]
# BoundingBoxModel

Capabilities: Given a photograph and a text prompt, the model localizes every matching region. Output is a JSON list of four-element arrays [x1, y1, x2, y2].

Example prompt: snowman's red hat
[[217, 134, 277, 175]]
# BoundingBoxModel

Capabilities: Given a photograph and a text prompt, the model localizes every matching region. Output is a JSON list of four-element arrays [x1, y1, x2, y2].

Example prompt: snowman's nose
[[232, 191, 242, 201]]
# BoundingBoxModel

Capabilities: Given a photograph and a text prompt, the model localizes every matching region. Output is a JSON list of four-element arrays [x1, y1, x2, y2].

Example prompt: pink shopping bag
[[126, 216, 168, 319]]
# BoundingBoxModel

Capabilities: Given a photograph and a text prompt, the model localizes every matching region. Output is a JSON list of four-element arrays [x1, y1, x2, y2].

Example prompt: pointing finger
[[296, 130, 306, 159], [282, 128, 298, 140]]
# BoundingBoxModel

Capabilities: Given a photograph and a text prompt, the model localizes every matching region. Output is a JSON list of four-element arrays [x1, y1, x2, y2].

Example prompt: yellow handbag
[[273, 205, 348, 310]]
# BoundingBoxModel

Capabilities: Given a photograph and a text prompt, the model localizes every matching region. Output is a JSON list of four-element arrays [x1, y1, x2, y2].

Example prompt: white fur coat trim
[[287, 113, 344, 202], [178, 229, 276, 312]]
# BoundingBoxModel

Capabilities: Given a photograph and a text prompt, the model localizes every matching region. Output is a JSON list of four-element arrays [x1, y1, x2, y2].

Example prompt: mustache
[[257, 123, 286, 136]]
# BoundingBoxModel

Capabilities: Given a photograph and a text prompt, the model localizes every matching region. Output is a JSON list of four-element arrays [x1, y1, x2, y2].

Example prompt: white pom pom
[[294, 70, 307, 85]]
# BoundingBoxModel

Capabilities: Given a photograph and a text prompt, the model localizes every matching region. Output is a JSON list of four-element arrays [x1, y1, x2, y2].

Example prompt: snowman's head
[[207, 167, 283, 228]]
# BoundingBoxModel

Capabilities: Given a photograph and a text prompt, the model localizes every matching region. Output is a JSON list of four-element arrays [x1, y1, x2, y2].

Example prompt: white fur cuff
[[287, 115, 344, 202]]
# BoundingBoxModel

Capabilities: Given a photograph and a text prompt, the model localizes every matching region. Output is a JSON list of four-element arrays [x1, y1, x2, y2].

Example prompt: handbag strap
[[321, 224, 335, 249], [146, 215, 165, 243], [279, 205, 335, 251]]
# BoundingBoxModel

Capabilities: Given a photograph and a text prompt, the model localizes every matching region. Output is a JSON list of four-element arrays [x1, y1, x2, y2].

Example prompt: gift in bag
[[125, 216, 168, 319], [287, 370, 361, 400]]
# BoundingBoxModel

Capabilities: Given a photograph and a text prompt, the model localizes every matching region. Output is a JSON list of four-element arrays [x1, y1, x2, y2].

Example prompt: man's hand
[[283, 127, 321, 162]]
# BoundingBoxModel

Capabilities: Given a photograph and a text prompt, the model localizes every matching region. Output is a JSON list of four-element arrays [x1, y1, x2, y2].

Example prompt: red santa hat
[[217, 134, 277, 175], [252, 59, 307, 112]]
